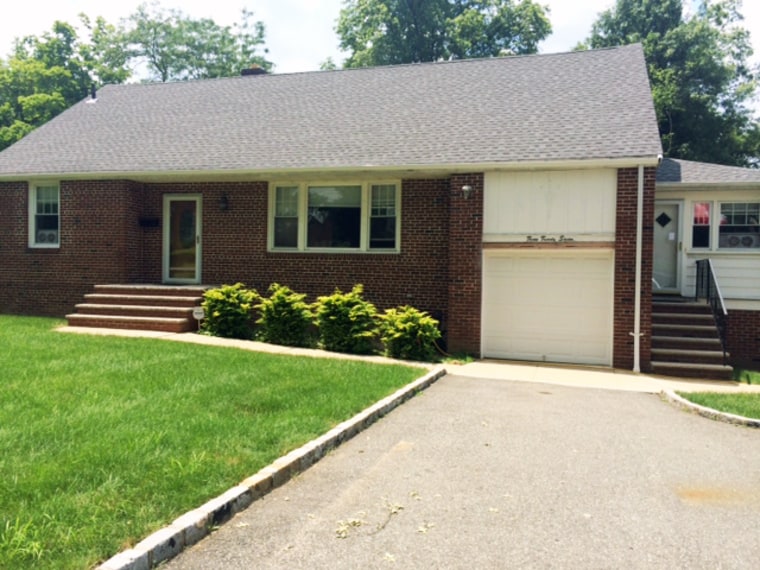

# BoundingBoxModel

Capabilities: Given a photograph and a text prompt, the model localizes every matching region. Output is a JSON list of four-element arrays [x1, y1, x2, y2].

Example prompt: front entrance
[[163, 195, 202, 283], [653, 202, 681, 292]]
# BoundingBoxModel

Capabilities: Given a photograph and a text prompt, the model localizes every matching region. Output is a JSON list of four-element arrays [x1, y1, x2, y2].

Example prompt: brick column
[[447, 173, 484, 356], [614, 167, 655, 371]]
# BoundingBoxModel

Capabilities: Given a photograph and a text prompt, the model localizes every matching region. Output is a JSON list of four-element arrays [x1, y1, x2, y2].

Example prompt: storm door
[[163, 195, 202, 283], [653, 202, 681, 292]]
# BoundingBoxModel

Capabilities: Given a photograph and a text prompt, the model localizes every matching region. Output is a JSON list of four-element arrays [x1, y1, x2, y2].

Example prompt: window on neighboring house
[[29, 184, 60, 247], [270, 182, 400, 252], [691, 202, 711, 248], [719, 202, 760, 249]]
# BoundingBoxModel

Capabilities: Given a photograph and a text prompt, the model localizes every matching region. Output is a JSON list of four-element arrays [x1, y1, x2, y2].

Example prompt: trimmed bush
[[201, 283, 258, 339], [255, 283, 314, 347], [314, 285, 378, 354], [380, 306, 442, 361]]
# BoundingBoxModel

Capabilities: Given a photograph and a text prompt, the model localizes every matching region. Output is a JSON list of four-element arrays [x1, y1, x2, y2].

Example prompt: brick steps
[[651, 299, 732, 380], [66, 284, 208, 333]]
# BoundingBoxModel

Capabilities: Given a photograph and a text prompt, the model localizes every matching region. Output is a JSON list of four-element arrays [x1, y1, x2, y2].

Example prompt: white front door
[[653, 202, 681, 292], [163, 195, 202, 283]]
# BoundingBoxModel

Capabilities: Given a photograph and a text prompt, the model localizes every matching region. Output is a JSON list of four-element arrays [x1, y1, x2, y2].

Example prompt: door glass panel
[[169, 200, 197, 279]]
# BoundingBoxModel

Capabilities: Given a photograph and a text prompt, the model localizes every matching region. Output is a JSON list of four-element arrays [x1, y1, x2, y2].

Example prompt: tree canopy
[[124, 3, 271, 82], [0, 2, 271, 152], [336, 0, 552, 68], [584, 0, 759, 167]]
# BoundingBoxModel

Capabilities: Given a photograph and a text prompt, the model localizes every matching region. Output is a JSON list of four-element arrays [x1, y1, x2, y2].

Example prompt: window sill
[[268, 248, 400, 255]]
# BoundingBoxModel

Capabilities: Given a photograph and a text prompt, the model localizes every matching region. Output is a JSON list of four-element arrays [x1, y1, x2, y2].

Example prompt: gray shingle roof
[[0, 44, 662, 179], [657, 158, 760, 185]]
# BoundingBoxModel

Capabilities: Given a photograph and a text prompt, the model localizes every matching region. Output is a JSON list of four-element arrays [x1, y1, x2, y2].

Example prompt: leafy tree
[[0, 18, 129, 151], [584, 0, 759, 167], [336, 0, 552, 68], [124, 2, 272, 82]]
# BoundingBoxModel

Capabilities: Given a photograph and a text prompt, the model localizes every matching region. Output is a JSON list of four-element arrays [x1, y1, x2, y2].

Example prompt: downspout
[[631, 164, 645, 373]]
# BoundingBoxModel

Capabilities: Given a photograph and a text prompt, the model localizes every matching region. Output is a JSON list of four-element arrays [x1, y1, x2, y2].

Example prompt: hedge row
[[200, 283, 441, 362]]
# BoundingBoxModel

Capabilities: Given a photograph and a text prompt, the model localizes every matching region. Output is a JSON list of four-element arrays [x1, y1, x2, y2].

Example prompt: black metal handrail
[[695, 259, 728, 363]]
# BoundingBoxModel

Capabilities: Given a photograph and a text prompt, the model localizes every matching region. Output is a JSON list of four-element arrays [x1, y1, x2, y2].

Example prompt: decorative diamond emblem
[[656, 212, 672, 227]]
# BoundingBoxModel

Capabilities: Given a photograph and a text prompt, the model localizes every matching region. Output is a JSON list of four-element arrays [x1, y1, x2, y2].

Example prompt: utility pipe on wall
[[632, 164, 645, 373]]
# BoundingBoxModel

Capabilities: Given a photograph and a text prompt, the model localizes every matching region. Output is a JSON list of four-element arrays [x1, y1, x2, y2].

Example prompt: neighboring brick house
[[0, 43, 685, 371]]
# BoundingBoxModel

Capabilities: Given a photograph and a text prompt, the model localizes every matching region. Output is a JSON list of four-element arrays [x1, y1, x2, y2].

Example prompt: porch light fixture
[[461, 185, 473, 199], [218, 194, 229, 211]]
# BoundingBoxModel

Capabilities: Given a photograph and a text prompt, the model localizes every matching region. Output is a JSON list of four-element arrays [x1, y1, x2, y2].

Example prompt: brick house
[[1, 43, 755, 374]]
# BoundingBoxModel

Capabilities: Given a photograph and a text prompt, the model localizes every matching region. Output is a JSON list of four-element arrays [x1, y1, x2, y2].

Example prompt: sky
[[0, 0, 758, 77]]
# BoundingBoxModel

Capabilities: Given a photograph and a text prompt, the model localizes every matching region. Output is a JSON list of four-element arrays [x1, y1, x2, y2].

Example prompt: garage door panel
[[482, 251, 613, 366]]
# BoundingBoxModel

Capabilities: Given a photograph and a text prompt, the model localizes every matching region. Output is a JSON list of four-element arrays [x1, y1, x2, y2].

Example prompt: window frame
[[688, 200, 760, 252], [268, 181, 401, 253], [717, 201, 760, 250], [28, 182, 61, 249]]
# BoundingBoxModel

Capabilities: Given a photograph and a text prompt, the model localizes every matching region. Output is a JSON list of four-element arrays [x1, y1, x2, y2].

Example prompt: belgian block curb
[[661, 390, 760, 428], [97, 366, 446, 570]]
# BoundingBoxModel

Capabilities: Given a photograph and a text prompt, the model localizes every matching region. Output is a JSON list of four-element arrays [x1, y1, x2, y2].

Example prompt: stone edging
[[661, 390, 760, 428], [98, 366, 447, 570]]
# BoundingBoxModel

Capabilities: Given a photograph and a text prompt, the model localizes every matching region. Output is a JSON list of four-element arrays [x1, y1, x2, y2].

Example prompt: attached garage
[[482, 249, 614, 366]]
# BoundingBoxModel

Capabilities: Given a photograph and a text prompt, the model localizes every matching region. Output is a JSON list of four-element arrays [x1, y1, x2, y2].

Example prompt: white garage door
[[482, 250, 614, 366]]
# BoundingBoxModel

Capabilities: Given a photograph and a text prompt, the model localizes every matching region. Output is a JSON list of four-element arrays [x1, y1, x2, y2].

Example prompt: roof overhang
[[0, 156, 662, 184]]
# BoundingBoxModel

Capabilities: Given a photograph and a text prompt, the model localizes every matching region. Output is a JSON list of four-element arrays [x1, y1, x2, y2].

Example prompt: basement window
[[29, 183, 60, 248]]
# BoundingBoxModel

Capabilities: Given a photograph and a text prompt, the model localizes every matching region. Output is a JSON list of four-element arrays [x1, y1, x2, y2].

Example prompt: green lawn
[[677, 392, 760, 421], [0, 316, 423, 569]]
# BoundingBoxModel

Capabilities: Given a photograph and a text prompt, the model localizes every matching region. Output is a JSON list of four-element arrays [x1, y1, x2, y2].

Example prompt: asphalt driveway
[[166, 375, 760, 569]]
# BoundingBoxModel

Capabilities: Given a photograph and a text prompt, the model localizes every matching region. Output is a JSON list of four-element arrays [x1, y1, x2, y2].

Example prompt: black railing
[[695, 259, 728, 363]]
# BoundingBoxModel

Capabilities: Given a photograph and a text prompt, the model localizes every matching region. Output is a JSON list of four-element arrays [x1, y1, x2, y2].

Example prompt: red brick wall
[[613, 167, 655, 371], [0, 180, 142, 316], [446, 174, 483, 355], [727, 310, 760, 370]]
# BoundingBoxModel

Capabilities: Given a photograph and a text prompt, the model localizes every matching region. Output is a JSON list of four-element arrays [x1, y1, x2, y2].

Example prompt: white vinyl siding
[[655, 187, 760, 300], [483, 170, 617, 242]]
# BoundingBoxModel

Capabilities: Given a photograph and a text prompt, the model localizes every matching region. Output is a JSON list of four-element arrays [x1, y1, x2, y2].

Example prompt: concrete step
[[84, 294, 203, 307], [651, 323, 720, 339], [651, 347, 728, 366], [651, 312, 716, 326], [66, 314, 194, 333], [651, 335, 723, 351], [93, 284, 209, 297], [74, 303, 194, 319], [650, 361, 733, 381], [652, 301, 711, 315]]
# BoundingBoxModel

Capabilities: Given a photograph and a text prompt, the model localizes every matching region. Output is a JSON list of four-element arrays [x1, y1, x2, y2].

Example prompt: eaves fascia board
[[0, 156, 663, 183]]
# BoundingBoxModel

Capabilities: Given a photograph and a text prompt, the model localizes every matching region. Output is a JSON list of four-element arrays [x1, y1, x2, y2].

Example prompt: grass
[[677, 392, 760, 420], [733, 368, 760, 385], [0, 316, 423, 569]]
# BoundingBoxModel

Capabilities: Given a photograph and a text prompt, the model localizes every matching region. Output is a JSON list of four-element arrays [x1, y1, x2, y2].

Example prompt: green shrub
[[255, 283, 314, 347], [201, 283, 258, 339], [315, 285, 378, 354], [380, 306, 441, 361]]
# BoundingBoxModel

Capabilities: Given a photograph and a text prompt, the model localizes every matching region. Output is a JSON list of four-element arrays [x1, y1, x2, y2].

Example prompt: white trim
[[28, 182, 60, 249], [162, 194, 202, 284], [268, 181, 401, 253], [1, 156, 663, 184], [653, 200, 684, 293]]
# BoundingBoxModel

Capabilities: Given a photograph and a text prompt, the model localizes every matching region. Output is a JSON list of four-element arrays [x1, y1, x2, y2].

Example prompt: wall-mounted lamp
[[461, 185, 473, 200], [218, 195, 229, 211]]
